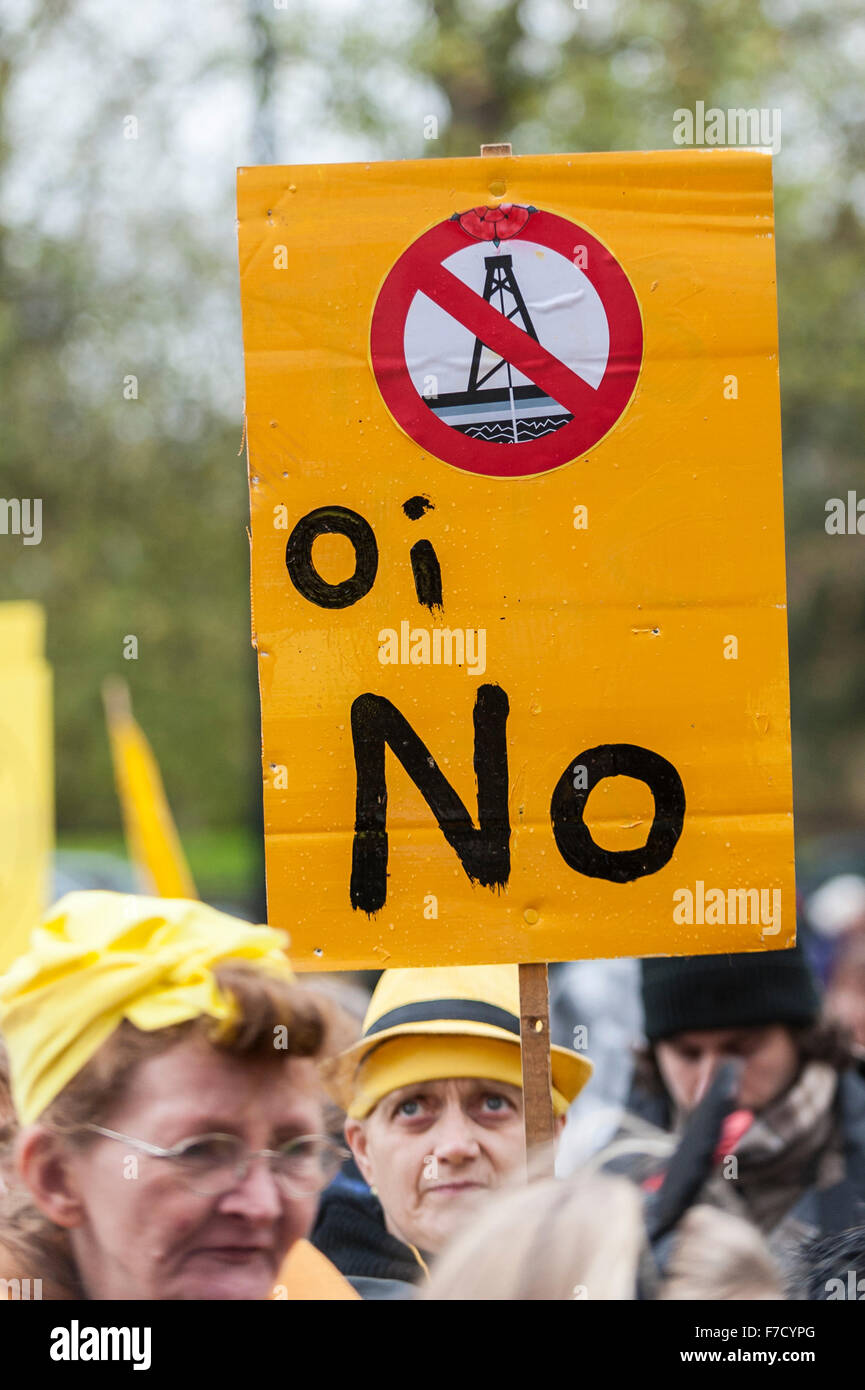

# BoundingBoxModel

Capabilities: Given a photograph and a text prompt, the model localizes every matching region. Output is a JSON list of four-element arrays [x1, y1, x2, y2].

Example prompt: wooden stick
[[480, 142, 512, 158], [518, 962, 556, 1176]]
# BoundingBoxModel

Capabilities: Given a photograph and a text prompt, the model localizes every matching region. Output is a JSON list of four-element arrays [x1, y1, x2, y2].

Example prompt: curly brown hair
[[39, 961, 332, 1139]]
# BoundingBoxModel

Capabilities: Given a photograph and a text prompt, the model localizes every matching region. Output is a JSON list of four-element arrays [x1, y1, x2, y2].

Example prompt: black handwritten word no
[[283, 504, 686, 915]]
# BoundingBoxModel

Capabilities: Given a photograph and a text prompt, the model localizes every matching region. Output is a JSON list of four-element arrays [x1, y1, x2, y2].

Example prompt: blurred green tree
[[0, 0, 863, 907]]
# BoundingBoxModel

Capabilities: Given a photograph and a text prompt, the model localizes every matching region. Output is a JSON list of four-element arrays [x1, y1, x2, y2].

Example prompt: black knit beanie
[[641, 944, 821, 1043]]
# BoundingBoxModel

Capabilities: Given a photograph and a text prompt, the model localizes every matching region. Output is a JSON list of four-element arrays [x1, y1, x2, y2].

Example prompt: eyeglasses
[[82, 1125, 349, 1197]]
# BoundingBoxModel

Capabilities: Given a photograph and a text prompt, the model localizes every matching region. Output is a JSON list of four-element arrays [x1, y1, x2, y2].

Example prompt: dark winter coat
[[311, 1167, 425, 1300], [604, 1061, 865, 1277]]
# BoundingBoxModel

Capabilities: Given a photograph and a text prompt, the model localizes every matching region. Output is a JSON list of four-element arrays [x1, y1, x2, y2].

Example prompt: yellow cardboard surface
[[0, 603, 53, 970], [237, 150, 794, 970]]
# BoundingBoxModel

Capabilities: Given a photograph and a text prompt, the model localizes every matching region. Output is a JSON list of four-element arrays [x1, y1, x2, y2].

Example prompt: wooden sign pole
[[479, 141, 556, 1178], [518, 961, 556, 1175]]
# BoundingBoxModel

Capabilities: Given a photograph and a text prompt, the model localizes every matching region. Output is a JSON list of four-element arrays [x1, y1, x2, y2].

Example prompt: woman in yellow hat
[[314, 963, 593, 1297], [0, 891, 353, 1300]]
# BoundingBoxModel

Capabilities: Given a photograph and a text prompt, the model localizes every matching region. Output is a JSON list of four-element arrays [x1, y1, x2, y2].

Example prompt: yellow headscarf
[[0, 891, 294, 1125]]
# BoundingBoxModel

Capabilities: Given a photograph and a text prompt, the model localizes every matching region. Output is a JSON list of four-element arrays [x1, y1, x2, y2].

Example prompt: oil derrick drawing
[[467, 254, 539, 397], [426, 250, 574, 444]]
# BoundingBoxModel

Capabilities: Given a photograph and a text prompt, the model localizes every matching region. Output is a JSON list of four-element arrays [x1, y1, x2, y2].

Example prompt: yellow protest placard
[[237, 149, 794, 970], [0, 603, 52, 970]]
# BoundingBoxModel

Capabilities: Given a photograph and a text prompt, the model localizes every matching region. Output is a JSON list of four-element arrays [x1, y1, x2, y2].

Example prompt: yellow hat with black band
[[321, 963, 593, 1120]]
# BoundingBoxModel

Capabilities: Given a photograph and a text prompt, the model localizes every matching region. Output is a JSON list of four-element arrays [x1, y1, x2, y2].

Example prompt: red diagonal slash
[[416, 260, 602, 416]]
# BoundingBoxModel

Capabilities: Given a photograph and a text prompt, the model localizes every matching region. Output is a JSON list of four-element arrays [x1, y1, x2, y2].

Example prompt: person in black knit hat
[[642, 944, 820, 1115], [600, 944, 865, 1283]]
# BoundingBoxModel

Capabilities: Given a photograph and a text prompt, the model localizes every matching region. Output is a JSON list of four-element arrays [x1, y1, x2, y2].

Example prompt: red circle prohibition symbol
[[369, 209, 643, 479]]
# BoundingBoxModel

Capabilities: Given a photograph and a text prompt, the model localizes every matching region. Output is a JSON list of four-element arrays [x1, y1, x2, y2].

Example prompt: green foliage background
[[1, 0, 863, 906]]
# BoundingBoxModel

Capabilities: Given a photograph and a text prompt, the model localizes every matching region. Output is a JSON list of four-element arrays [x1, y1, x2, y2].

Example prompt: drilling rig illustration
[[425, 242, 574, 444]]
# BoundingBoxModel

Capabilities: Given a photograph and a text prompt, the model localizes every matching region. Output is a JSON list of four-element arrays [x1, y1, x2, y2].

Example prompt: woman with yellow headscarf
[[0, 891, 354, 1300], [313, 962, 593, 1298]]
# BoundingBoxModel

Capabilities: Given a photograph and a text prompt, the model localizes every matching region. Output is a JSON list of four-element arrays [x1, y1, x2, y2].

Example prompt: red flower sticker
[[451, 203, 536, 245]]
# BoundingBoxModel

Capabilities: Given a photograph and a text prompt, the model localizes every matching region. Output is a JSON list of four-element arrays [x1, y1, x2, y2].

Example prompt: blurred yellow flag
[[103, 678, 197, 900], [0, 603, 53, 970]]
